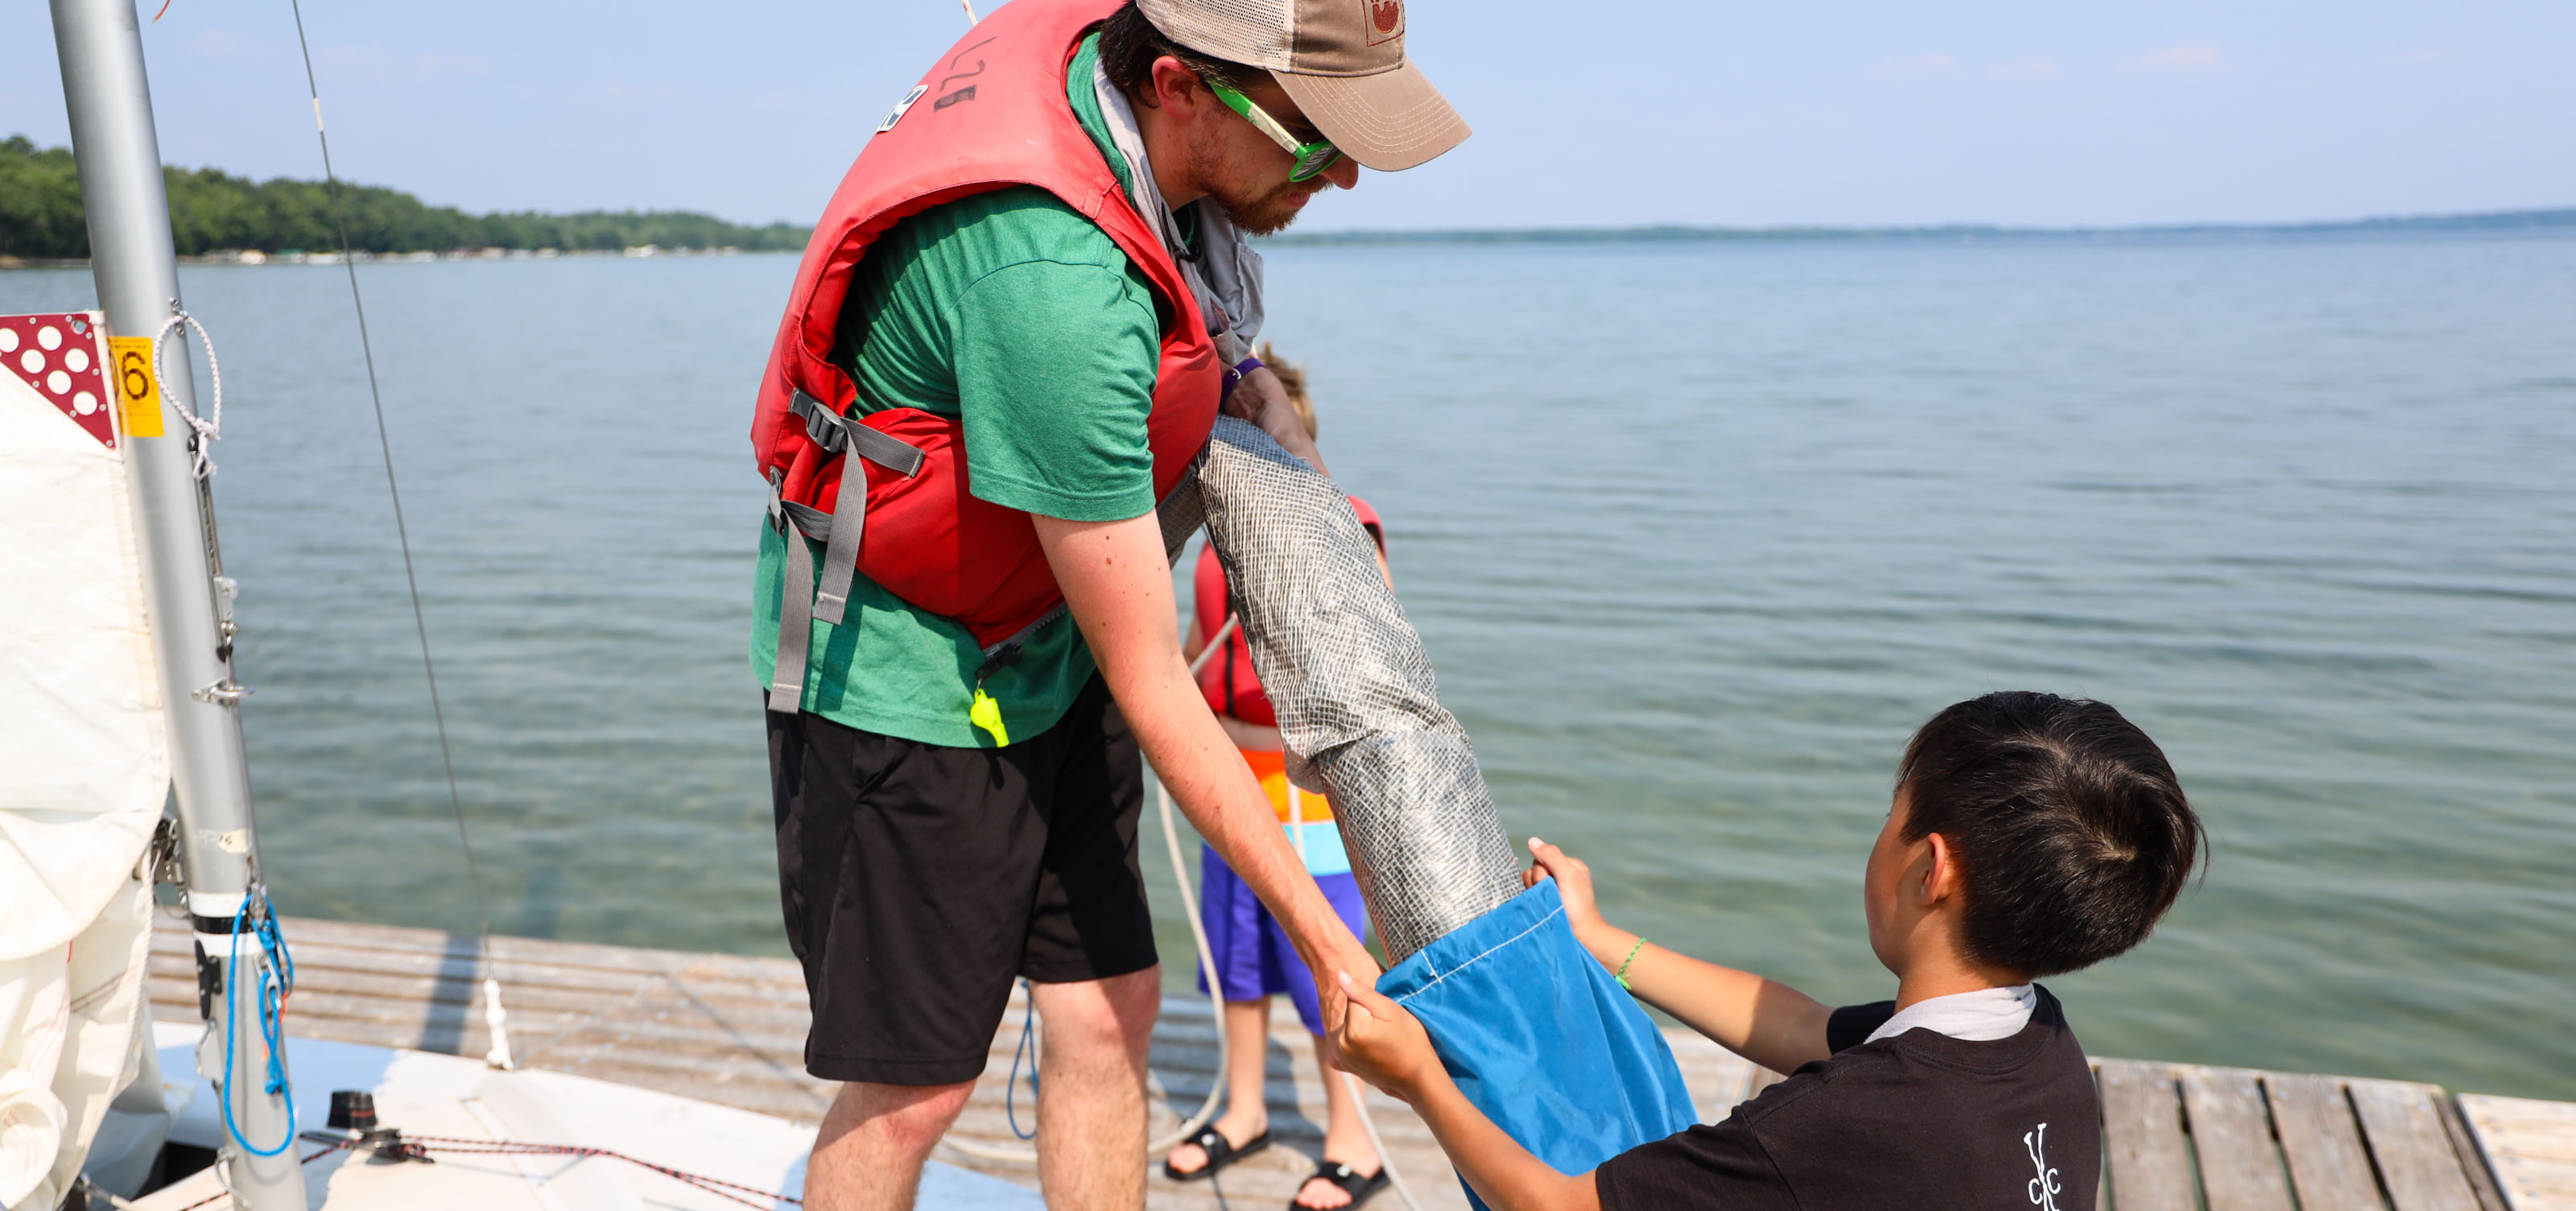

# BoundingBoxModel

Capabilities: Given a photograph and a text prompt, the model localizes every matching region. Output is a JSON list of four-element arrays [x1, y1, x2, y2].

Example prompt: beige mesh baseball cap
[[1135, 0, 1471, 172]]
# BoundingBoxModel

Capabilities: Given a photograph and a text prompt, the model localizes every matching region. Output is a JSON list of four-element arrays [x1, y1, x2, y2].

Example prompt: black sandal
[[1163, 1126, 1271, 1181], [1294, 1160, 1389, 1210]]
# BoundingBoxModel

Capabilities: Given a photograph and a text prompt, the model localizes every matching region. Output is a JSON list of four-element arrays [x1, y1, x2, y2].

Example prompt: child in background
[[1164, 347, 1392, 1211], [1334, 692, 2205, 1211]]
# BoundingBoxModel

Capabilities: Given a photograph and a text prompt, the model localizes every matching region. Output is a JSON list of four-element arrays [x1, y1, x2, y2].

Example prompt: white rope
[[1149, 776, 1234, 1154], [151, 304, 222, 477], [1346, 1071, 1424, 1211], [1139, 617, 1237, 1153]]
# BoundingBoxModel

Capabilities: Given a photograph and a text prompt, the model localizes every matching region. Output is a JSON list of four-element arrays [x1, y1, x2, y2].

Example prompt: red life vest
[[1195, 496, 1383, 725], [750, 0, 1222, 652]]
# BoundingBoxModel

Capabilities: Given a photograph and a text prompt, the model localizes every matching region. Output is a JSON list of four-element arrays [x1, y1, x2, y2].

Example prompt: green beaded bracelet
[[1614, 937, 1647, 990]]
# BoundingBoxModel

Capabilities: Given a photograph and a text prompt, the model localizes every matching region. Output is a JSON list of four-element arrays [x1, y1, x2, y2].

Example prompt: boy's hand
[[1523, 837, 1612, 942], [1332, 971, 1440, 1101]]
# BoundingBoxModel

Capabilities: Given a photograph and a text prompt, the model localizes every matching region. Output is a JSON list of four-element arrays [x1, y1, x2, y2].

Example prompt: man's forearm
[[1121, 672, 1356, 961], [1033, 510, 1364, 971], [1402, 1067, 1601, 1211]]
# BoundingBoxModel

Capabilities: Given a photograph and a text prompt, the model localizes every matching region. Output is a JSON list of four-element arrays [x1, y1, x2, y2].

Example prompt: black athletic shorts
[[767, 676, 1159, 1086]]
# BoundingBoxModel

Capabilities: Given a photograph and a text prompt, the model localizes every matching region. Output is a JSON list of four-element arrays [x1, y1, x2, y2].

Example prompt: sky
[[6, 0, 2574, 232]]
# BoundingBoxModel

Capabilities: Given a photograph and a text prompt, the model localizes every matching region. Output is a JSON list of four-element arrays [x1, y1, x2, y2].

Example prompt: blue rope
[[1004, 979, 1040, 1140], [221, 887, 296, 1156]]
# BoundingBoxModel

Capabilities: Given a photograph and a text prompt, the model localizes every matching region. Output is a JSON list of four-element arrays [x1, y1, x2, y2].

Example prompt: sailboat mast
[[48, 1, 303, 1206]]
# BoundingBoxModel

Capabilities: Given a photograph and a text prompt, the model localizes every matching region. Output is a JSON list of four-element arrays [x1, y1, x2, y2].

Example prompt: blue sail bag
[[1377, 880, 1699, 1210]]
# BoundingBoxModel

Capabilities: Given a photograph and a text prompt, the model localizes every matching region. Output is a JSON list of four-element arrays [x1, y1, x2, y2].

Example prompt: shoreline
[[7, 206, 2572, 270], [0, 244, 753, 270]]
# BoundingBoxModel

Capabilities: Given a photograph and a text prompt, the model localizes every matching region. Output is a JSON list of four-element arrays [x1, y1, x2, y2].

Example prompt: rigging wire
[[283, 0, 512, 1070]]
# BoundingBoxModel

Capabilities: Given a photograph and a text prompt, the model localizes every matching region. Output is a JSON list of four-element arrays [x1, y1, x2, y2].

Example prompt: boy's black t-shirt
[[1595, 985, 2099, 1211]]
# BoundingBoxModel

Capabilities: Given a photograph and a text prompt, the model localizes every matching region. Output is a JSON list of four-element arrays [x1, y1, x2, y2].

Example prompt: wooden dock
[[147, 915, 2574, 1211]]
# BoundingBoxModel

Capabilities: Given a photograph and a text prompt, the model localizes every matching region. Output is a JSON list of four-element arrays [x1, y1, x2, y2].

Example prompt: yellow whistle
[[969, 687, 1010, 747]]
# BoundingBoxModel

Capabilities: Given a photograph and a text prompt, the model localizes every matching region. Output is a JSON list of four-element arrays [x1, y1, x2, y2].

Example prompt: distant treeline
[[1, 136, 810, 258]]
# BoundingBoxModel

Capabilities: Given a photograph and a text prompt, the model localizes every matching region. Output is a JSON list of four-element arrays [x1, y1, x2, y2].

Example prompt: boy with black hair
[[1331, 692, 2205, 1211]]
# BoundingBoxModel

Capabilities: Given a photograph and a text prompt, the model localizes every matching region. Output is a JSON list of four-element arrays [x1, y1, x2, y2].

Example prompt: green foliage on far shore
[[1, 135, 810, 258]]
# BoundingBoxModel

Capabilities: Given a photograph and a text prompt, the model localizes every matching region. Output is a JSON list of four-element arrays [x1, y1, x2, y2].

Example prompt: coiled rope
[[1004, 981, 1042, 1140], [218, 887, 295, 1158]]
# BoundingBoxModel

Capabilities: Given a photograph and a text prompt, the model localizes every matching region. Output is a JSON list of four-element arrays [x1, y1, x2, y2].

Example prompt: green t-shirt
[[751, 35, 1167, 747]]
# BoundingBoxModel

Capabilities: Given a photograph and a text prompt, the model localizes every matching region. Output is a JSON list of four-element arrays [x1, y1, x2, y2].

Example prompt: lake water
[[6, 231, 2571, 1101]]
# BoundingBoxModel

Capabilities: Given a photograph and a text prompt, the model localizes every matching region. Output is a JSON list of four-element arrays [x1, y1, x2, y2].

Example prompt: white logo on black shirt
[[2024, 1122, 2063, 1210]]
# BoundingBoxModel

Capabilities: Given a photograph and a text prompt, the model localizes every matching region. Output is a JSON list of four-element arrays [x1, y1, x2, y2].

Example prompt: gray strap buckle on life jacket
[[769, 389, 927, 714]]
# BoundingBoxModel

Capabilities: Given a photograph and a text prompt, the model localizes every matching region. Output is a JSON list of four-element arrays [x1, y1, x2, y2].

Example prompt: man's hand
[[1310, 935, 1382, 1068], [1332, 971, 1438, 1101], [1224, 366, 1327, 474], [1522, 837, 1612, 946]]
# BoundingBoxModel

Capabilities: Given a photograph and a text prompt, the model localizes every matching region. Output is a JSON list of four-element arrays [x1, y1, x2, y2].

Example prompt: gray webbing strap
[[790, 389, 921, 626], [780, 499, 832, 540], [791, 389, 928, 477], [768, 391, 929, 713], [768, 490, 819, 713], [848, 424, 926, 477], [812, 440, 867, 626]]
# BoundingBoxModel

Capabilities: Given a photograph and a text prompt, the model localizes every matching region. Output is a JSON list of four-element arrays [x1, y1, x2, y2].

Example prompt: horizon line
[[1262, 205, 2576, 246]]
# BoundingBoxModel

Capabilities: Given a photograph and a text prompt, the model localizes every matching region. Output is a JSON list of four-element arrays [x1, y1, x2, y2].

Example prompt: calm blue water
[[5, 230, 2571, 1101]]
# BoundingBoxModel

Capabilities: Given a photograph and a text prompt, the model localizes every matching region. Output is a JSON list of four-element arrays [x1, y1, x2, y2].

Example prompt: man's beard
[[1185, 131, 1327, 236], [1205, 176, 1326, 237]]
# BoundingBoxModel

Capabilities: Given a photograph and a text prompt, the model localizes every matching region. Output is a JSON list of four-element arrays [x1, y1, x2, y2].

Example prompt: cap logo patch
[[1364, 0, 1403, 45]]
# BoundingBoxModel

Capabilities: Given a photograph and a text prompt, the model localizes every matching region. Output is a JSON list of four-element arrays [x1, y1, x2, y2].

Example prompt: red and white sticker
[[0, 312, 115, 448]]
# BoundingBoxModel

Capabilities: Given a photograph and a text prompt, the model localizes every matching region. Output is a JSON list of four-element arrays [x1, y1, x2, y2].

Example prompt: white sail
[[0, 308, 174, 1210], [0, 309, 167, 956]]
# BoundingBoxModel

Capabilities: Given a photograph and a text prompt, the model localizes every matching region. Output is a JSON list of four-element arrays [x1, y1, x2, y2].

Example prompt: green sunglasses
[[1202, 76, 1344, 183]]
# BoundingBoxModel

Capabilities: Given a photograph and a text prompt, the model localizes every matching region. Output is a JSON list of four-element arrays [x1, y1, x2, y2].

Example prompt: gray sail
[[1195, 417, 1521, 962]]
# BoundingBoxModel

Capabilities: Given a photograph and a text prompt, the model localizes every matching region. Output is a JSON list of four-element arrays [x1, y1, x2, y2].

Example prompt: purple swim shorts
[[1194, 844, 1372, 1035]]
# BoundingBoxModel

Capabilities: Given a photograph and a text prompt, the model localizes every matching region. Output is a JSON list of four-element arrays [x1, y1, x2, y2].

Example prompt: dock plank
[[2349, 1080, 2482, 1211], [2099, 1059, 2197, 1211], [145, 916, 2558, 1211], [2459, 1094, 2576, 1211], [2179, 1065, 2295, 1211], [2432, 1094, 2512, 1211], [2270, 1073, 2390, 1210]]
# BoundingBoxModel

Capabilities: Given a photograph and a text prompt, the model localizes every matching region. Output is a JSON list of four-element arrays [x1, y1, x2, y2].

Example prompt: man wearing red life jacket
[[749, 1, 1467, 1208]]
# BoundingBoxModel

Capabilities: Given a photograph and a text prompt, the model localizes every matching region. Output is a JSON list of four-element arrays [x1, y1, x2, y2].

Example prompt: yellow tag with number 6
[[106, 336, 162, 437]]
